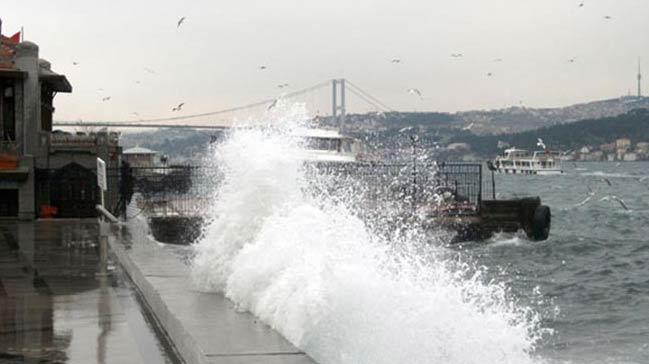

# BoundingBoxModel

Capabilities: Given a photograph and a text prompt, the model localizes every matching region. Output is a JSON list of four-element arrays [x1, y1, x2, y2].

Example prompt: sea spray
[[192, 105, 546, 364]]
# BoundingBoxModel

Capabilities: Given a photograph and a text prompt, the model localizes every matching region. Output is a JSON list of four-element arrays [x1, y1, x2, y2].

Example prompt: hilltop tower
[[638, 58, 642, 97]]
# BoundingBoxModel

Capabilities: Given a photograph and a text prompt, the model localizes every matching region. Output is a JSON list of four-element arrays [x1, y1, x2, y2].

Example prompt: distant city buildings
[[574, 138, 649, 161]]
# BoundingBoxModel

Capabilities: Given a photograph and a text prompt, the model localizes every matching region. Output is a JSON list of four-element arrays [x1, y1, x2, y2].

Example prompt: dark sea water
[[459, 161, 649, 364]]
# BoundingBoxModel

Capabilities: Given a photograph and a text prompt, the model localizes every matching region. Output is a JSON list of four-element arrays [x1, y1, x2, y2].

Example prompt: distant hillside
[[332, 96, 649, 135], [116, 97, 649, 161], [450, 108, 649, 157], [455, 96, 649, 135]]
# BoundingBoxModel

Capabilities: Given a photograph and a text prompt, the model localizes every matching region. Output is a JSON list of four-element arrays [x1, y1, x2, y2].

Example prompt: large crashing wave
[[191, 104, 546, 364]]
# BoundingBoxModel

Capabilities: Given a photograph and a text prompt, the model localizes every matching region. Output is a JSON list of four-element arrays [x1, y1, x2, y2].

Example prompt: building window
[[1, 82, 16, 141], [0, 189, 19, 217], [41, 87, 55, 132]]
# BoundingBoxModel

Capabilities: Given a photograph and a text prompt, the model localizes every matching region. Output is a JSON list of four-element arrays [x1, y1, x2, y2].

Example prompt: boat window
[[342, 140, 352, 153], [305, 137, 340, 151]]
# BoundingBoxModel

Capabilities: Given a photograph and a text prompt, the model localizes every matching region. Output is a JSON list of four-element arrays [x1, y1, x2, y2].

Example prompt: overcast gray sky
[[3, 0, 649, 121]]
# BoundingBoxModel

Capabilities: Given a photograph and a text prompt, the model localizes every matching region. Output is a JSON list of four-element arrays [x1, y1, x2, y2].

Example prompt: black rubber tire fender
[[529, 205, 551, 241]]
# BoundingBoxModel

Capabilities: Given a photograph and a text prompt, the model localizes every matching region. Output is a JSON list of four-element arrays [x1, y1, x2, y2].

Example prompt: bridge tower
[[332, 79, 346, 131]]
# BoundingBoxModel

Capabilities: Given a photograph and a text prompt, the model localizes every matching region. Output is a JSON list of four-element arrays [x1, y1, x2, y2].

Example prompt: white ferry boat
[[492, 148, 563, 175], [294, 128, 366, 163]]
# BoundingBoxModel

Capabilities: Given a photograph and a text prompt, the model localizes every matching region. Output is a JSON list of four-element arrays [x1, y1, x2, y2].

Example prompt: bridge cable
[[345, 80, 393, 112], [57, 81, 331, 125], [345, 86, 388, 113]]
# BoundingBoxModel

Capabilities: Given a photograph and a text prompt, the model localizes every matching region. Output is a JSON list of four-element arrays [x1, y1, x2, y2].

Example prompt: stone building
[[0, 20, 121, 219]]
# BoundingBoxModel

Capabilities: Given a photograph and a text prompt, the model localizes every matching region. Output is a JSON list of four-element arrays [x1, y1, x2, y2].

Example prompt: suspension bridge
[[53, 79, 392, 130]]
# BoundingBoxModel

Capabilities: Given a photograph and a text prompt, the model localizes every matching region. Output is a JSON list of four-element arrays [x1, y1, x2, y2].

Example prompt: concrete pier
[[104, 218, 316, 364]]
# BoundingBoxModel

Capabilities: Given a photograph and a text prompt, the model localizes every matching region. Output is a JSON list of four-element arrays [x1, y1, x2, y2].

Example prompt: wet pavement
[[0, 219, 180, 364]]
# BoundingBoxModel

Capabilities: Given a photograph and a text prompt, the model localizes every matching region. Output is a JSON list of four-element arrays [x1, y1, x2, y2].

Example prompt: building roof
[[123, 146, 158, 155], [1, 35, 71, 91], [39, 64, 72, 92]]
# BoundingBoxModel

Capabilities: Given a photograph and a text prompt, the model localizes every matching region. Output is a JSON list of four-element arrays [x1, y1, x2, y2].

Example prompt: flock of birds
[[572, 171, 649, 211], [69, 17, 195, 117], [68, 2, 618, 116]]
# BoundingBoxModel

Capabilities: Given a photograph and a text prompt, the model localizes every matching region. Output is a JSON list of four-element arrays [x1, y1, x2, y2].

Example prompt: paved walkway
[[106, 218, 315, 364], [0, 219, 179, 364]]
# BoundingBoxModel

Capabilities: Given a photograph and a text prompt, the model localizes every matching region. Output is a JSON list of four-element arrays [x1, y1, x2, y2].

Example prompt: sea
[[475, 162, 649, 364], [163, 106, 649, 364]]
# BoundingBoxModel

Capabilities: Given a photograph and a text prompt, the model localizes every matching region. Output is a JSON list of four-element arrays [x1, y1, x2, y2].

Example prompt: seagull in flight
[[144, 67, 156, 74], [407, 88, 422, 99], [600, 195, 629, 210], [267, 98, 279, 110], [277, 83, 289, 89], [604, 15, 612, 20], [172, 102, 185, 112], [177, 17, 186, 28], [613, 196, 629, 210], [72, 61, 79, 66], [259, 65, 267, 70], [578, 2, 584, 7], [575, 185, 596, 207], [462, 123, 475, 131], [600, 177, 612, 186], [101, 96, 111, 102], [494, 58, 503, 62], [487, 72, 493, 77], [537, 138, 546, 150], [568, 59, 576, 63], [450, 53, 463, 58], [391, 58, 401, 63]]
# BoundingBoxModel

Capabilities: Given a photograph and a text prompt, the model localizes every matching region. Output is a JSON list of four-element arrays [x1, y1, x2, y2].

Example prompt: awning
[[40, 73, 72, 93]]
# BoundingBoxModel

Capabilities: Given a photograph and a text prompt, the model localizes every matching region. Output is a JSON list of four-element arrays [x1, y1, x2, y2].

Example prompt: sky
[[2, 0, 649, 122]]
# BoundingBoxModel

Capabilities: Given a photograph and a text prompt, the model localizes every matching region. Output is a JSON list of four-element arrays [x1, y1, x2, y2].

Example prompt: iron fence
[[117, 162, 489, 219], [35, 164, 118, 218], [309, 161, 488, 216], [113, 166, 221, 218]]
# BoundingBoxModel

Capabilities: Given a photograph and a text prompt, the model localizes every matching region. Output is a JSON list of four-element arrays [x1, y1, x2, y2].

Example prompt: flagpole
[[21, 26, 24, 41]]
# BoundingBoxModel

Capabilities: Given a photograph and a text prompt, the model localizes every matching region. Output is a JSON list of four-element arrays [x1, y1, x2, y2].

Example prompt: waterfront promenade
[[0, 219, 178, 363], [105, 217, 315, 364]]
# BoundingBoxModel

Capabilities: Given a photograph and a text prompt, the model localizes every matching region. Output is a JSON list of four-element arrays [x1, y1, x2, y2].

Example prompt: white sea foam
[[489, 232, 528, 247], [191, 104, 546, 364], [580, 171, 636, 179]]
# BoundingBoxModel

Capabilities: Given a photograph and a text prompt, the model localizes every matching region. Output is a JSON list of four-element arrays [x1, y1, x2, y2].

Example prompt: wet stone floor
[[0, 219, 179, 364]]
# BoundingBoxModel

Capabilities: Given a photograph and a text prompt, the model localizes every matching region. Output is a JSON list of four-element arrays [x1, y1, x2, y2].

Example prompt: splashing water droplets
[[191, 104, 546, 364]]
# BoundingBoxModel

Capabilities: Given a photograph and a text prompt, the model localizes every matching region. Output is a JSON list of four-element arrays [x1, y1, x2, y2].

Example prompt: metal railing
[[116, 162, 487, 219], [113, 165, 221, 218]]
